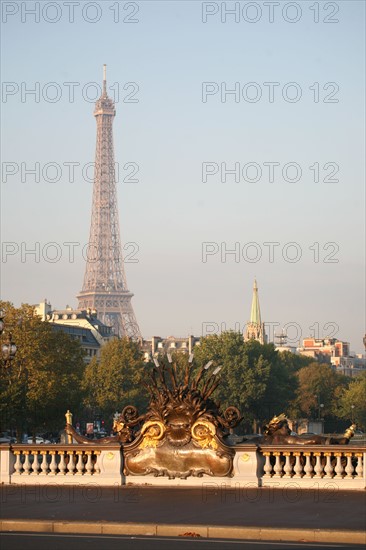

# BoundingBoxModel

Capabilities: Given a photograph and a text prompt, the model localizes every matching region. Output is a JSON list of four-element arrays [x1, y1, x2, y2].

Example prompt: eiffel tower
[[77, 65, 141, 339]]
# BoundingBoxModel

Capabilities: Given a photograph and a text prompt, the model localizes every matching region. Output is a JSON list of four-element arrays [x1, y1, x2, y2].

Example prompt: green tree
[[336, 372, 366, 429], [260, 350, 296, 420], [0, 302, 85, 437], [276, 350, 312, 372], [291, 362, 349, 420], [82, 337, 148, 425], [193, 332, 271, 426], [193, 332, 311, 426]]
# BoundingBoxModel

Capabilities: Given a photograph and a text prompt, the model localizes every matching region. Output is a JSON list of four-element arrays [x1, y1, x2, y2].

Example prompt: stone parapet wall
[[0, 445, 122, 486], [1, 444, 365, 489]]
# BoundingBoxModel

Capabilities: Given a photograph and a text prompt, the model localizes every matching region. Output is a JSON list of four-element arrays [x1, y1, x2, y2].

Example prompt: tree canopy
[[0, 301, 85, 436], [82, 337, 148, 425], [290, 362, 349, 420], [1, 307, 364, 437], [189, 331, 365, 432], [336, 372, 366, 428], [192, 332, 310, 427]]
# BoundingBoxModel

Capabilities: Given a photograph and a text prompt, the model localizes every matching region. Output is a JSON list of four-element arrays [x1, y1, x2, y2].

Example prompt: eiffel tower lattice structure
[[77, 65, 141, 339]]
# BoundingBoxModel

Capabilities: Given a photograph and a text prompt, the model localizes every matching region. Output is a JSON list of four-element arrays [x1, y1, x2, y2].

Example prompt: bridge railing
[[1, 443, 365, 488], [256, 445, 365, 489], [0, 444, 122, 486]]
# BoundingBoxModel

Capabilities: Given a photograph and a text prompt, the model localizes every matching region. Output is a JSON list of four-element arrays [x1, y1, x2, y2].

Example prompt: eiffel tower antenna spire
[[103, 63, 107, 96], [77, 66, 141, 339]]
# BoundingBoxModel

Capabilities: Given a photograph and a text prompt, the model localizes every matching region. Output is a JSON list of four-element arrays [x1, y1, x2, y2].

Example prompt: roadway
[[1, 486, 365, 546], [1, 533, 364, 550], [1, 485, 365, 531]]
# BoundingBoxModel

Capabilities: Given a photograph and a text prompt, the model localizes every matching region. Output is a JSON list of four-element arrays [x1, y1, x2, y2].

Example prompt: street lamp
[[0, 309, 5, 336], [2, 334, 17, 366], [314, 394, 324, 420], [0, 309, 18, 439], [0, 311, 17, 368]]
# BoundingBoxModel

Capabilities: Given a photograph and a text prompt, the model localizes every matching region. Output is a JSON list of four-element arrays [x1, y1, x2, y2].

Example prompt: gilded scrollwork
[[139, 421, 165, 448], [191, 421, 218, 450]]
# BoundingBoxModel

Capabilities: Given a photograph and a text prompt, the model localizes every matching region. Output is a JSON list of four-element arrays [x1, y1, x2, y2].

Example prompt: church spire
[[250, 278, 261, 326], [244, 279, 267, 345]]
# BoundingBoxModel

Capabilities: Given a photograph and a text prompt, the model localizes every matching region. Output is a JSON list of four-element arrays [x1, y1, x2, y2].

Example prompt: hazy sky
[[1, 1, 365, 352]]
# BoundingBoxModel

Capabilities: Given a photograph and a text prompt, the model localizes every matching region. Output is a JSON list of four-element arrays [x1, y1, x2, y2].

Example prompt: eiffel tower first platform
[[77, 65, 141, 340]]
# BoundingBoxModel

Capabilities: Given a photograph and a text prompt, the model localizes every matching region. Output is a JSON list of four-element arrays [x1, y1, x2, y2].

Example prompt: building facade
[[297, 337, 366, 376], [141, 335, 201, 362], [35, 300, 114, 363]]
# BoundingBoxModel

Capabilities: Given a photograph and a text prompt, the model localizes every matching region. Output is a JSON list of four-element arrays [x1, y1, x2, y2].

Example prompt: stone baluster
[[263, 452, 272, 477], [58, 451, 67, 474], [273, 452, 283, 477], [94, 451, 101, 474], [31, 450, 41, 474], [67, 451, 76, 474], [313, 452, 323, 478], [344, 453, 354, 478], [85, 451, 94, 474], [49, 451, 58, 474], [23, 451, 31, 474], [283, 452, 292, 477], [324, 452, 334, 478], [13, 450, 23, 474], [76, 451, 85, 475], [293, 452, 303, 478], [40, 451, 49, 474], [334, 452, 344, 478], [303, 452, 313, 477], [355, 453, 363, 477]]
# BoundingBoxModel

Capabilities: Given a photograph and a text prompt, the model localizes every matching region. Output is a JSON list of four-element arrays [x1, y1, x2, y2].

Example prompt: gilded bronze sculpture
[[123, 359, 241, 479], [65, 405, 143, 444], [65, 357, 241, 479], [245, 414, 356, 445]]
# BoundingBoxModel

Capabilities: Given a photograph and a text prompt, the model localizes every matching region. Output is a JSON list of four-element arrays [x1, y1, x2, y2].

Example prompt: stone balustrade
[[0, 444, 122, 486], [13, 447, 100, 476], [257, 445, 365, 489], [1, 443, 365, 489]]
